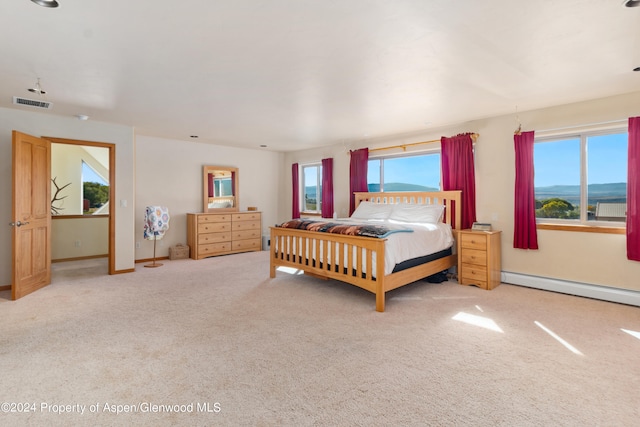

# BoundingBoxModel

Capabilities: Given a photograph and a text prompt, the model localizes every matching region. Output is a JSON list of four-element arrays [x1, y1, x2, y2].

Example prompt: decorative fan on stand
[[143, 206, 170, 268]]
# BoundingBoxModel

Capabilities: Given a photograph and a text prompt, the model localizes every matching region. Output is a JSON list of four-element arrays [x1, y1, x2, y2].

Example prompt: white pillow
[[389, 203, 445, 223], [350, 202, 394, 220]]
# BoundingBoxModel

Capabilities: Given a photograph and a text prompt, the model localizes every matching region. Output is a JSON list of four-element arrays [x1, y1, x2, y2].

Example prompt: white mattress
[[311, 218, 454, 276]]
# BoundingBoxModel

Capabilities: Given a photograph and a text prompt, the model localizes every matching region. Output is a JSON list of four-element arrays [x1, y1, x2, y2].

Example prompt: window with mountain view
[[368, 152, 441, 192], [302, 163, 322, 213], [534, 130, 627, 224]]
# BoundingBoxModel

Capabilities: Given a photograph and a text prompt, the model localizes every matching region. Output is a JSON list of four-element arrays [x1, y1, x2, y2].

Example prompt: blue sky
[[82, 162, 108, 185], [369, 154, 441, 188], [534, 132, 627, 187]]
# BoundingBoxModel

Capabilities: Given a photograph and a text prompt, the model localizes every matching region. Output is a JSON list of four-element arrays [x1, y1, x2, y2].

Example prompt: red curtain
[[627, 117, 640, 261], [441, 134, 476, 229], [292, 163, 300, 219], [231, 171, 236, 196], [513, 131, 539, 249], [349, 148, 369, 215], [321, 158, 334, 218]]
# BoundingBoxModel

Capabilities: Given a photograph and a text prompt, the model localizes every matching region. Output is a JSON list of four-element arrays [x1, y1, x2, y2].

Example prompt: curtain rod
[[535, 119, 627, 135], [363, 132, 479, 154]]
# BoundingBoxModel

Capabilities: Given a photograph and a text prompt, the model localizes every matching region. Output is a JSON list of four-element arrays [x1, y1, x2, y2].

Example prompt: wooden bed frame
[[269, 191, 462, 312]]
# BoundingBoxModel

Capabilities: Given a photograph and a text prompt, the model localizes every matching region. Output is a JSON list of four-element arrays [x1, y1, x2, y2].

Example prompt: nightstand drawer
[[461, 264, 487, 281], [460, 248, 486, 266], [460, 233, 487, 250]]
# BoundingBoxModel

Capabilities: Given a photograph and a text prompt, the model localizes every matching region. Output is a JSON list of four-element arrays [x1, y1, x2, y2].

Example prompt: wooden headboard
[[353, 191, 462, 230]]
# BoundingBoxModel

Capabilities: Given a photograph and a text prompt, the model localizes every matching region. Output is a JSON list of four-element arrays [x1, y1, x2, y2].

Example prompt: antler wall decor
[[51, 177, 71, 215]]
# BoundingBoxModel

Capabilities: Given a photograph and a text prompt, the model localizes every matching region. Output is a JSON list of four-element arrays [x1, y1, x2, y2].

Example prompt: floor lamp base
[[145, 238, 163, 268], [144, 262, 163, 268]]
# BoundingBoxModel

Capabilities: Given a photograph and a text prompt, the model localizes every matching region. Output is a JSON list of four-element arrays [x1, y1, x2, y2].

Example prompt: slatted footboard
[[270, 227, 388, 310]]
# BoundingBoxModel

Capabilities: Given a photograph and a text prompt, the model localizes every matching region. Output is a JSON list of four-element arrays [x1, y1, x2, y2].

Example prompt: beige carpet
[[1, 252, 639, 427]]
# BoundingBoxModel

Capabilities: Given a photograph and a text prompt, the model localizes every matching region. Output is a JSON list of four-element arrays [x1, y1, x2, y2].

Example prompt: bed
[[269, 191, 462, 312], [207, 195, 235, 209]]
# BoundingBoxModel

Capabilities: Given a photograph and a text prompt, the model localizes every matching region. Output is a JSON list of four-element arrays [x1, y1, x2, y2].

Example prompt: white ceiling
[[1, 0, 639, 152]]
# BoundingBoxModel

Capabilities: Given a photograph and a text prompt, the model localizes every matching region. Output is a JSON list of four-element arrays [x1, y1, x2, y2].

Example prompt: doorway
[[46, 137, 116, 275]]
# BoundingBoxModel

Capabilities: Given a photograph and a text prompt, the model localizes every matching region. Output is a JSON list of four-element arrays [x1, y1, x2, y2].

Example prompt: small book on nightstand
[[471, 222, 492, 232]]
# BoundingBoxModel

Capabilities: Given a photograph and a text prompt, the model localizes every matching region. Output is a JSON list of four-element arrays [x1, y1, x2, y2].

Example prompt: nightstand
[[457, 229, 502, 290]]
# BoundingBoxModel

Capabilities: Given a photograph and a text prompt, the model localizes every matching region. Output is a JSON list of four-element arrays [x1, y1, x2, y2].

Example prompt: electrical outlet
[[136, 242, 140, 249], [74, 240, 81, 247]]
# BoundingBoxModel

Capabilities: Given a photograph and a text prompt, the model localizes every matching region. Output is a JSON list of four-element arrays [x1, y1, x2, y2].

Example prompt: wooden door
[[11, 131, 51, 299]]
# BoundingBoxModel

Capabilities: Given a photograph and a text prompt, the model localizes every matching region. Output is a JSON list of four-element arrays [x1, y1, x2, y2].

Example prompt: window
[[368, 152, 441, 192], [301, 163, 322, 213], [82, 161, 110, 215], [534, 130, 627, 225]]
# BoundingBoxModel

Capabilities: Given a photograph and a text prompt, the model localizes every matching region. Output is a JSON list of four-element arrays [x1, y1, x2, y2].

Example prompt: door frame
[[45, 137, 116, 274]]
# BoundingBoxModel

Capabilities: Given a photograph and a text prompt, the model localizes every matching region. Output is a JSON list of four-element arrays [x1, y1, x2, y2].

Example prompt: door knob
[[9, 221, 29, 227]]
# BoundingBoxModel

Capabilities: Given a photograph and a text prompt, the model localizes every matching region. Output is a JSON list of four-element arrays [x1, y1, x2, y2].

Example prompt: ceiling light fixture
[[30, 0, 60, 8], [75, 114, 89, 121], [28, 78, 46, 95], [634, 67, 640, 72], [624, 0, 640, 7]]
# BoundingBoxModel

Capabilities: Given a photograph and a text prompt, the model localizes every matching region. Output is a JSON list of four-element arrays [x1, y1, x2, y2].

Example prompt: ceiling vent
[[13, 96, 53, 110]]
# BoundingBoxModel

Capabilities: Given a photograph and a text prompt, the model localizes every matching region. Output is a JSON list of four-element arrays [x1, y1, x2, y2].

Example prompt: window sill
[[300, 212, 321, 217], [537, 223, 625, 234]]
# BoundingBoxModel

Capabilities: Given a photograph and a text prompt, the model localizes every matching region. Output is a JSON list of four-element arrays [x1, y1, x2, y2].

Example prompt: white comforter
[[322, 218, 454, 275]]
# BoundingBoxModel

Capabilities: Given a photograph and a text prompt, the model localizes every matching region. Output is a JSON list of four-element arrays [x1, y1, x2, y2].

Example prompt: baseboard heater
[[501, 271, 640, 307]]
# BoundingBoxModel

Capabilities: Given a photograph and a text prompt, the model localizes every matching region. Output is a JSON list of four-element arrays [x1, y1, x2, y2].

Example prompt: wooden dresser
[[457, 229, 502, 290], [187, 212, 262, 260]]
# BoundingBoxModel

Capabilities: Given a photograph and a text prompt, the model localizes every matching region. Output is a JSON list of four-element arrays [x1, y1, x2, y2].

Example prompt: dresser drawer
[[198, 222, 230, 234], [233, 229, 261, 240], [198, 232, 230, 244], [199, 242, 231, 255], [198, 214, 232, 223], [460, 232, 487, 250], [460, 248, 486, 266], [232, 238, 261, 251], [232, 220, 260, 231], [233, 212, 261, 222]]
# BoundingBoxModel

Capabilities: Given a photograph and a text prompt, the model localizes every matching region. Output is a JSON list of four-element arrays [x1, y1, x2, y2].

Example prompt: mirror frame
[[203, 165, 239, 213]]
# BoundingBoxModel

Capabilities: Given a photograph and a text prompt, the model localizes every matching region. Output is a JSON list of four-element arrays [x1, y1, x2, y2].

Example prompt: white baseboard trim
[[501, 272, 640, 307]]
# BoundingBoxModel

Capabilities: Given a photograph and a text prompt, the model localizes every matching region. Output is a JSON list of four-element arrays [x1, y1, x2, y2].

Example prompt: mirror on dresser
[[203, 165, 239, 213]]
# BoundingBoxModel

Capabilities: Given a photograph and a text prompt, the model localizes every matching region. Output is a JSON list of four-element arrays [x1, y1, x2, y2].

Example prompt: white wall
[[284, 91, 640, 294], [0, 106, 136, 285], [134, 135, 284, 260], [52, 217, 109, 260]]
